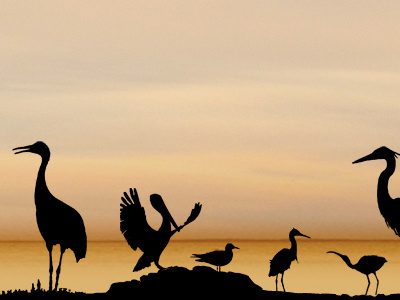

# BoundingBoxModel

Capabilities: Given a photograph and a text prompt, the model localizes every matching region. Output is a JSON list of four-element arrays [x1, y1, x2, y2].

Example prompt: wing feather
[[120, 188, 154, 251]]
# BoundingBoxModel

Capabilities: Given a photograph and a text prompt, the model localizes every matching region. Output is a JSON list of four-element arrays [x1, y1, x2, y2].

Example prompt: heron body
[[120, 188, 201, 272], [13, 141, 87, 291], [327, 251, 387, 295], [353, 146, 400, 236], [191, 243, 239, 272], [268, 228, 310, 292]]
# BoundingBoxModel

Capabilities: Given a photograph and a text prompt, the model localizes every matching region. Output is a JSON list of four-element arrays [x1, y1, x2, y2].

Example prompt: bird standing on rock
[[268, 228, 310, 292], [120, 188, 201, 272], [192, 243, 239, 272], [13, 141, 87, 292], [327, 251, 387, 295]]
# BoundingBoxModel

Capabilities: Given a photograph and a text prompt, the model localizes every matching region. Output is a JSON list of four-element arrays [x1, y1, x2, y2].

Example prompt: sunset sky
[[1, 1, 400, 241]]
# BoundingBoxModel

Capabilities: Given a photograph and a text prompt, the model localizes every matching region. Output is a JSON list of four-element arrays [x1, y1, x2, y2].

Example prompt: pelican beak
[[150, 194, 180, 232], [352, 152, 376, 164], [13, 144, 33, 154]]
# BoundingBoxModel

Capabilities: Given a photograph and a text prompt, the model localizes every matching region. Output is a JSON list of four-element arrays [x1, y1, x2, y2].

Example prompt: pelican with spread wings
[[120, 188, 202, 272]]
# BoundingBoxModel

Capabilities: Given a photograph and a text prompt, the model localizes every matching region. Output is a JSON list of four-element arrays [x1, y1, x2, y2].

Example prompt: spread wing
[[120, 188, 155, 252]]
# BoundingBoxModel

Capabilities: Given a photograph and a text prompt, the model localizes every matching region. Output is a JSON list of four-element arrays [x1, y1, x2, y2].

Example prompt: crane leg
[[47, 245, 53, 291], [54, 248, 65, 292], [281, 273, 286, 293], [374, 272, 379, 295], [365, 274, 370, 295]]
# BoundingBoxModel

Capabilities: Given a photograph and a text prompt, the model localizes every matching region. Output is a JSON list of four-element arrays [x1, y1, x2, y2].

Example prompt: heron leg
[[374, 272, 379, 295], [365, 274, 370, 295], [54, 247, 65, 292], [275, 275, 278, 291], [47, 245, 53, 291], [281, 272, 286, 293]]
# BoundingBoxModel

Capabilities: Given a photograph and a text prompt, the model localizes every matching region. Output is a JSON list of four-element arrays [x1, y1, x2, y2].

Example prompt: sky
[[1, 0, 400, 241]]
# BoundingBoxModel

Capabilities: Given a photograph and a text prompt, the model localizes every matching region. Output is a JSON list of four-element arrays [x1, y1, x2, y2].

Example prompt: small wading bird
[[327, 251, 387, 295], [268, 228, 310, 292], [191, 243, 239, 272], [13, 142, 87, 291], [120, 188, 201, 271], [353, 147, 400, 237]]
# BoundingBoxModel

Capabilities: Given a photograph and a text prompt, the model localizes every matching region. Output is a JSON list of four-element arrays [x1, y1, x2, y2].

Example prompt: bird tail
[[133, 254, 153, 272]]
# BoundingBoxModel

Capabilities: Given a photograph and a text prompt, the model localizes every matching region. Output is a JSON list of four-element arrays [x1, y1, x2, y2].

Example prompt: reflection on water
[[0, 240, 399, 295]]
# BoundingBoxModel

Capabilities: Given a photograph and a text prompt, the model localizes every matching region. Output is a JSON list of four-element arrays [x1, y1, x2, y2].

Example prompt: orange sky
[[1, 1, 400, 241]]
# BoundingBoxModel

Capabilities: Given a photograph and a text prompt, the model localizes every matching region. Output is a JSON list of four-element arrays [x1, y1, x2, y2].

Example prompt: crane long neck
[[378, 156, 396, 202], [35, 156, 51, 207]]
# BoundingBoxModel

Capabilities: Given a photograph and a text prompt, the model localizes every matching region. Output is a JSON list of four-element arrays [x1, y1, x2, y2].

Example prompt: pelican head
[[353, 146, 399, 164], [13, 141, 50, 159], [225, 243, 239, 251], [290, 228, 310, 239], [150, 194, 179, 231]]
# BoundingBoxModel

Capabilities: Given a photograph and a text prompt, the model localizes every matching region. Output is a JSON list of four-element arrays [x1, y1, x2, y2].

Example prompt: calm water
[[0, 240, 399, 295]]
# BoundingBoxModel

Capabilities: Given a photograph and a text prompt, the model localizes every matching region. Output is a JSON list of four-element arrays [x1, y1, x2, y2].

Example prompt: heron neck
[[378, 157, 396, 202], [35, 156, 51, 207], [289, 234, 297, 258]]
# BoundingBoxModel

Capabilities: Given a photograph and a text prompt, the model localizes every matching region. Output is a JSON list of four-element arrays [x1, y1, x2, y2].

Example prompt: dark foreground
[[1, 266, 399, 299]]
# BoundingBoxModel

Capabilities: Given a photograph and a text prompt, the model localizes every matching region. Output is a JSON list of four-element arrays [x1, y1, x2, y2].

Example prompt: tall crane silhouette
[[120, 188, 201, 271], [353, 146, 400, 236], [13, 141, 87, 291], [268, 228, 310, 292], [327, 251, 387, 295]]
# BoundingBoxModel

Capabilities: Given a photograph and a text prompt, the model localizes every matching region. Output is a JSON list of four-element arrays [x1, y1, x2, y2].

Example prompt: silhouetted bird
[[353, 147, 400, 236], [120, 188, 201, 271], [327, 251, 387, 295], [191, 243, 239, 272], [268, 228, 310, 292], [13, 142, 87, 291]]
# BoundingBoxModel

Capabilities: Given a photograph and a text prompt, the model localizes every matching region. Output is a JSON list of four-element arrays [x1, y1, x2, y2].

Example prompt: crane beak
[[13, 144, 32, 154], [352, 152, 376, 164]]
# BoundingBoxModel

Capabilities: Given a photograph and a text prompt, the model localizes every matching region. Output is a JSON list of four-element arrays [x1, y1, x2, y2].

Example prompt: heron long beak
[[299, 233, 310, 239], [13, 144, 32, 154], [352, 152, 376, 164]]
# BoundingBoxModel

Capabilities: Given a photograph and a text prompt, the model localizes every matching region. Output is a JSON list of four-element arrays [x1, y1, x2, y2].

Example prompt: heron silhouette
[[268, 228, 310, 292], [120, 188, 201, 271], [327, 251, 387, 295], [191, 243, 239, 272], [13, 141, 87, 291], [353, 146, 400, 236]]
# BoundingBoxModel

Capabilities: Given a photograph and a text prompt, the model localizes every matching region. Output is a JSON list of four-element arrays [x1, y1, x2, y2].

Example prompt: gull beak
[[13, 144, 33, 154]]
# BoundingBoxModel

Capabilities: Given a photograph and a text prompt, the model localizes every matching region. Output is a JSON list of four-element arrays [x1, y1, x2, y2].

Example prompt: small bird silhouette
[[353, 147, 400, 237], [192, 243, 239, 272], [327, 251, 387, 295], [120, 188, 201, 271], [13, 142, 87, 291], [268, 228, 310, 292]]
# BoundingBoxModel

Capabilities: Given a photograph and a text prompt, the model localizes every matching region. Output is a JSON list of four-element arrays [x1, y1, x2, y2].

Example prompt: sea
[[0, 240, 399, 296]]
